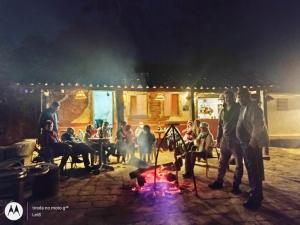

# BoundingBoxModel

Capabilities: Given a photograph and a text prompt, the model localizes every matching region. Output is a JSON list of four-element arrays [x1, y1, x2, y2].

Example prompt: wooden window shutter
[[171, 94, 179, 115], [130, 96, 137, 115], [276, 98, 288, 111], [136, 95, 147, 115]]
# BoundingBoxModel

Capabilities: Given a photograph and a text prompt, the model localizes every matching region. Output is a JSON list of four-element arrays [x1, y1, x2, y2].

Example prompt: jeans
[[217, 140, 243, 187], [48, 143, 72, 170], [240, 142, 264, 202], [72, 143, 94, 168]]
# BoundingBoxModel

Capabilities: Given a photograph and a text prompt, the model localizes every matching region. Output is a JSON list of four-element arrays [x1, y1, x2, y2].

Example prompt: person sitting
[[98, 121, 111, 139], [193, 119, 201, 137], [84, 124, 95, 144], [182, 120, 196, 142], [61, 128, 98, 172], [182, 120, 196, 151], [183, 122, 214, 178], [39, 120, 71, 175], [98, 122, 118, 163], [137, 125, 156, 163]]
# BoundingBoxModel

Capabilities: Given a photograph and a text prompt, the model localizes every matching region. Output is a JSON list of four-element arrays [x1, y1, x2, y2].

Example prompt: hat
[[200, 122, 209, 128]]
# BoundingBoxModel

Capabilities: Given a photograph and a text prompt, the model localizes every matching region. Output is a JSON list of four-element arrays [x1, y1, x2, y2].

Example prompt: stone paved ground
[[17, 148, 300, 224]]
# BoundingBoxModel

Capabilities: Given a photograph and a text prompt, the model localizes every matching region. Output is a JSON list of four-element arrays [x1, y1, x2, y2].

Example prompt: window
[[130, 96, 137, 114], [130, 95, 147, 116], [164, 93, 179, 116], [276, 98, 288, 111], [198, 98, 219, 119]]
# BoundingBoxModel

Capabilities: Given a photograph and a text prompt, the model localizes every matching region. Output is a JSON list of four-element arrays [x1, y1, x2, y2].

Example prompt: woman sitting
[[182, 120, 196, 151], [183, 122, 214, 178]]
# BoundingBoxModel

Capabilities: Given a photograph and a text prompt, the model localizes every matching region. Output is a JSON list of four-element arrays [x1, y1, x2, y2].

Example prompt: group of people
[[37, 87, 268, 209], [115, 121, 156, 164], [38, 101, 99, 175], [215, 88, 268, 209], [38, 102, 156, 174], [180, 119, 214, 178], [181, 88, 268, 210]]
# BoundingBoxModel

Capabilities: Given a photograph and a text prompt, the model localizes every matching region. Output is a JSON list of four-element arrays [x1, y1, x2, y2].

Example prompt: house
[[0, 81, 275, 145]]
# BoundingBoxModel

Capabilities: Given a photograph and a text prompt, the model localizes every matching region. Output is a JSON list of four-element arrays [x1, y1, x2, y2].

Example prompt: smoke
[[1, 0, 140, 84]]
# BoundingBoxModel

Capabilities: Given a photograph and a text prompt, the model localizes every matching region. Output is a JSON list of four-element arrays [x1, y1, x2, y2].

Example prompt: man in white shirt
[[236, 87, 269, 210]]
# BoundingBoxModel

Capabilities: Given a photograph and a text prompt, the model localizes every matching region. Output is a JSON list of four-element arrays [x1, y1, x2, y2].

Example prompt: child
[[137, 125, 156, 163]]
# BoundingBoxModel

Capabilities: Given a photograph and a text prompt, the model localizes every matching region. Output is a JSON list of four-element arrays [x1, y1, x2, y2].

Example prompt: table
[[88, 137, 111, 166]]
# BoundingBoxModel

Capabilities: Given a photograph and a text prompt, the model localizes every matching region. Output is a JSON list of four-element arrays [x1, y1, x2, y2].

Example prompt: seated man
[[39, 120, 71, 174], [183, 122, 214, 178], [98, 121, 111, 138], [61, 128, 98, 172], [98, 122, 118, 163]]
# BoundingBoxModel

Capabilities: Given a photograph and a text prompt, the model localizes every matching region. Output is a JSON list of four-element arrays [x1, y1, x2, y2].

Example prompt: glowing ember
[[131, 166, 181, 195]]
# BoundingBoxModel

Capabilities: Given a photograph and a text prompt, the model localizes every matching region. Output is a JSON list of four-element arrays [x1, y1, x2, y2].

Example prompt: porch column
[[115, 90, 125, 128], [256, 88, 268, 127], [260, 89, 268, 127], [190, 90, 195, 121]]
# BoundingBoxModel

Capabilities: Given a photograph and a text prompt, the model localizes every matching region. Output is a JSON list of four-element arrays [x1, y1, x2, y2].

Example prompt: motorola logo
[[4, 202, 23, 221]]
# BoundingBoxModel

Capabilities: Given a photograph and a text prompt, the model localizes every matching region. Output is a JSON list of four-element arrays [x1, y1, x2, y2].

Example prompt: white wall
[[267, 93, 300, 137]]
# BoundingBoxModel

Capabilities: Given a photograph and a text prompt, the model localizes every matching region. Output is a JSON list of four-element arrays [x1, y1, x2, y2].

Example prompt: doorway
[[93, 91, 113, 127]]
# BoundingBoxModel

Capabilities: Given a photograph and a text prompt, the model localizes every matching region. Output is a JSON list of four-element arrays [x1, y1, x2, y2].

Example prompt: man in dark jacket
[[209, 90, 244, 194], [39, 120, 71, 174], [61, 128, 98, 172]]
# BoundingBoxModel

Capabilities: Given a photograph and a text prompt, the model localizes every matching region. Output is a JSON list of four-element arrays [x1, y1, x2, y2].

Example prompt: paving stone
[[92, 200, 116, 208], [63, 190, 79, 196], [69, 201, 91, 209], [21, 148, 300, 225]]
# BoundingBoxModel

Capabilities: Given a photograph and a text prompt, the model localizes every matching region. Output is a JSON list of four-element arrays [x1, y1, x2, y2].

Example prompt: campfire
[[129, 162, 181, 196], [129, 122, 198, 197]]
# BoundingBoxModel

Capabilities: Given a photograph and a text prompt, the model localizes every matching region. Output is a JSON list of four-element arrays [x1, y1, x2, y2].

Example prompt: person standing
[[209, 90, 244, 194], [236, 87, 269, 210], [124, 124, 135, 161], [39, 101, 60, 133], [137, 125, 156, 163], [116, 121, 127, 163], [135, 122, 144, 159]]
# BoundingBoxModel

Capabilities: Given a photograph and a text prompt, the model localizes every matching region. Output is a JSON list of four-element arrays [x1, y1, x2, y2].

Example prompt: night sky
[[1, 0, 300, 87]]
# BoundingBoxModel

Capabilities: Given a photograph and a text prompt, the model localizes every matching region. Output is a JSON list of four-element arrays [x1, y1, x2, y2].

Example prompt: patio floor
[[6, 147, 300, 225]]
